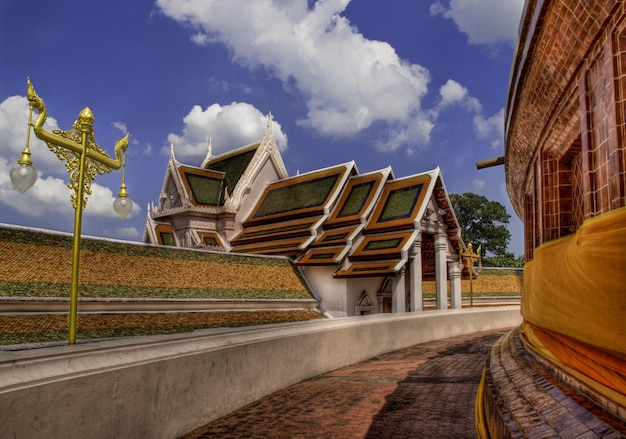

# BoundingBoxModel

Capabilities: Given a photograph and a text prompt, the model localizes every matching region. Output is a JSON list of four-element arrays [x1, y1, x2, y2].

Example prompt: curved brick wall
[[506, 0, 625, 237], [485, 1, 626, 436]]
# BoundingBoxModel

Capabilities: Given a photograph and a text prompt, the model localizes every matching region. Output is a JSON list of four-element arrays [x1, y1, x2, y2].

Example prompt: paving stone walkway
[[181, 328, 511, 439]]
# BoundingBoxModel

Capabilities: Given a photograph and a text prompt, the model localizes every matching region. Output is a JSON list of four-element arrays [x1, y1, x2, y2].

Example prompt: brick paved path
[[181, 328, 511, 439]]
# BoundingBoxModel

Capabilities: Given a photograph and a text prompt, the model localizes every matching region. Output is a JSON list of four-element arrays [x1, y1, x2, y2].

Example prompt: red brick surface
[[506, 0, 626, 257], [482, 330, 626, 438], [181, 329, 511, 439]]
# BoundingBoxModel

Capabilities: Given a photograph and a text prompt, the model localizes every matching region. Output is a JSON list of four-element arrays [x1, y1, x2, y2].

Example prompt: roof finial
[[267, 111, 273, 130], [200, 137, 213, 168], [169, 142, 176, 160]]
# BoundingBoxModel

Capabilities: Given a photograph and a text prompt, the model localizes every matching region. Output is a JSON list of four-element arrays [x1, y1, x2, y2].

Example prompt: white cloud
[[472, 178, 486, 190], [191, 32, 210, 45], [439, 79, 467, 106], [0, 96, 65, 176], [438, 79, 481, 112], [112, 120, 149, 157], [112, 121, 128, 135], [102, 226, 141, 239], [430, 0, 524, 45], [0, 96, 140, 224], [157, 0, 434, 152], [490, 139, 500, 151], [209, 77, 230, 91], [473, 108, 504, 138], [474, 108, 505, 152], [433, 78, 503, 154], [164, 102, 288, 164]]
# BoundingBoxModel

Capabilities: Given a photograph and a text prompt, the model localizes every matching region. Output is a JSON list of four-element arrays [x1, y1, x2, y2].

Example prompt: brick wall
[[507, 0, 626, 258]]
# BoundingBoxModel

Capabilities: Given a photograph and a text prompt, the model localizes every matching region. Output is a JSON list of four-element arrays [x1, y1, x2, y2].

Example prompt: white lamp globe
[[113, 195, 133, 219], [10, 163, 37, 192]]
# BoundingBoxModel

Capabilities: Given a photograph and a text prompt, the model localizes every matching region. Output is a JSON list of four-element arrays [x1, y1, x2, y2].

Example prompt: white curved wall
[[0, 307, 521, 439]]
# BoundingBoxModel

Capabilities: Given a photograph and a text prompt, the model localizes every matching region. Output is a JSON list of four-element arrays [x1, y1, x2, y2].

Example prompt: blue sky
[[0, 0, 525, 255]]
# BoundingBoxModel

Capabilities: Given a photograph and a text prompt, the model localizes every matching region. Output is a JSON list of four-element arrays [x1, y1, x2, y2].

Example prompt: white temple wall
[[346, 277, 382, 316], [300, 266, 348, 317]]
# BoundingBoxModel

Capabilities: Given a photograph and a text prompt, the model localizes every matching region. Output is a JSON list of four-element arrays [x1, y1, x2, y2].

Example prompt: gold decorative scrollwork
[[49, 121, 115, 210]]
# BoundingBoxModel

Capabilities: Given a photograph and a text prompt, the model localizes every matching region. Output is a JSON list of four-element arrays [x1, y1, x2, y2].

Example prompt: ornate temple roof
[[333, 168, 448, 278], [144, 116, 289, 249], [144, 121, 461, 277], [230, 162, 356, 255], [296, 167, 391, 265]]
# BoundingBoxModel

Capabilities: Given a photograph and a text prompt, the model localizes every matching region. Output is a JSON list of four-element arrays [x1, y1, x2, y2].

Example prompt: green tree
[[449, 192, 511, 257], [481, 253, 525, 268]]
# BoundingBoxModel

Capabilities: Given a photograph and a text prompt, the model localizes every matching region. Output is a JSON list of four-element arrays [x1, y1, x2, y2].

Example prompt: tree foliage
[[449, 192, 511, 257], [481, 253, 525, 268]]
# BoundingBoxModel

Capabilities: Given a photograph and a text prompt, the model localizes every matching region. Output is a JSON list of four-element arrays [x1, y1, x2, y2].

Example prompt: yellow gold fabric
[[522, 207, 626, 405], [520, 322, 626, 407], [522, 207, 626, 355], [475, 367, 490, 439]]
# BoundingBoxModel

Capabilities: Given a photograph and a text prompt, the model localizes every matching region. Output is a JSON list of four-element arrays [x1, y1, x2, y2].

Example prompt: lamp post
[[10, 78, 133, 344], [459, 242, 481, 307]]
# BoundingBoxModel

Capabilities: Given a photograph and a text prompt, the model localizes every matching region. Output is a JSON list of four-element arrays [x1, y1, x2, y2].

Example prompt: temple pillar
[[392, 267, 407, 313], [434, 233, 448, 310], [448, 261, 463, 309], [409, 238, 423, 311]]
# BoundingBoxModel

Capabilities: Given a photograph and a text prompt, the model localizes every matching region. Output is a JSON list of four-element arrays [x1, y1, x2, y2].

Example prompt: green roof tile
[[379, 183, 424, 222], [337, 181, 375, 218], [253, 174, 339, 219], [205, 147, 257, 197], [183, 173, 224, 206]]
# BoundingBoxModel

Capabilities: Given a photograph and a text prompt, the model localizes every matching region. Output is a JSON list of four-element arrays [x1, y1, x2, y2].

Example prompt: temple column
[[434, 232, 448, 310], [392, 267, 407, 313], [449, 261, 463, 309], [409, 238, 423, 311]]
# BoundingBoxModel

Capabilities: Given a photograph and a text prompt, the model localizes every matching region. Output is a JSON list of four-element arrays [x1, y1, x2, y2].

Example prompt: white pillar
[[392, 267, 407, 313], [449, 261, 463, 309], [409, 239, 423, 311], [434, 233, 448, 310]]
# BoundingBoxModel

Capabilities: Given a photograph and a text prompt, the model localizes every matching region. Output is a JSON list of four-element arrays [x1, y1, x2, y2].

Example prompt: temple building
[[144, 119, 465, 317], [477, 0, 626, 436]]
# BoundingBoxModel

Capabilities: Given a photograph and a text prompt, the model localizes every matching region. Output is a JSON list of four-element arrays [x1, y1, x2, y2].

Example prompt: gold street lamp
[[459, 242, 481, 307], [10, 78, 133, 344]]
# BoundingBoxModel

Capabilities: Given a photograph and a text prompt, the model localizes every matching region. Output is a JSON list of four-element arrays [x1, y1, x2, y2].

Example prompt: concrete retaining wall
[[0, 306, 521, 439]]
